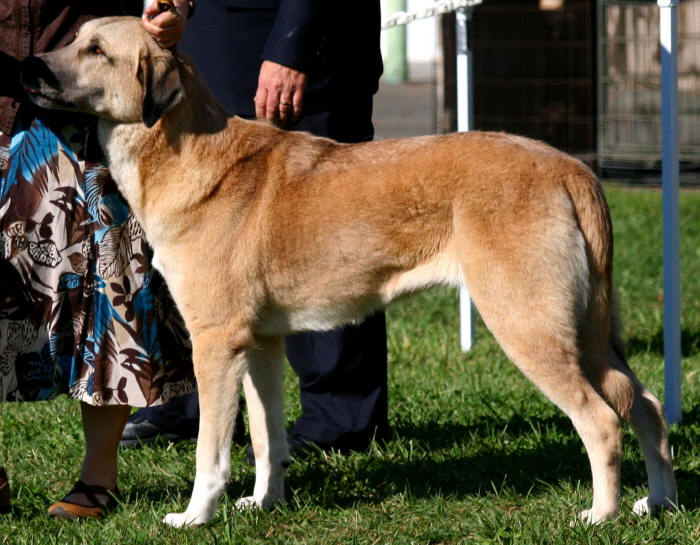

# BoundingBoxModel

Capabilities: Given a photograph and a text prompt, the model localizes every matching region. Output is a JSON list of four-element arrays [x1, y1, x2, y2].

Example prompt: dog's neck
[[96, 56, 240, 236]]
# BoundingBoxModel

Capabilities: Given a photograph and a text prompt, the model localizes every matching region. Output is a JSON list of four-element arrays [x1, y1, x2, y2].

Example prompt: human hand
[[254, 61, 307, 128], [142, 0, 190, 49]]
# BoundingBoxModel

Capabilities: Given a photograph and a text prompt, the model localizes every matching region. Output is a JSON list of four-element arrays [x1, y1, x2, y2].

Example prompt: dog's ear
[[138, 53, 184, 128]]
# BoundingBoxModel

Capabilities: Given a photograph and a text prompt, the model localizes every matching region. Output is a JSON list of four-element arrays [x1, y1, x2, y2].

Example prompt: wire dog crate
[[472, 0, 597, 157], [598, 0, 700, 169]]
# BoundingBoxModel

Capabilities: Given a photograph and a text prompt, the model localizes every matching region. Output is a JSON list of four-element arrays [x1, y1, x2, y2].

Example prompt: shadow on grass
[[625, 328, 700, 357], [124, 411, 700, 516], [125, 484, 196, 506], [668, 404, 700, 511], [281, 414, 667, 510], [126, 477, 257, 513]]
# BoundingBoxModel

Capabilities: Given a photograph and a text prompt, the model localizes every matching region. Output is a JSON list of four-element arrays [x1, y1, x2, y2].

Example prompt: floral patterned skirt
[[0, 109, 196, 406]]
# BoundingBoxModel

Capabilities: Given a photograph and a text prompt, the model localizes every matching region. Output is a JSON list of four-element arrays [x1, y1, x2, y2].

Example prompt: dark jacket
[[178, 0, 383, 117]]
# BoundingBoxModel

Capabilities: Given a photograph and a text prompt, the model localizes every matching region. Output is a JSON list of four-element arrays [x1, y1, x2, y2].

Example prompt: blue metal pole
[[658, 0, 682, 424]]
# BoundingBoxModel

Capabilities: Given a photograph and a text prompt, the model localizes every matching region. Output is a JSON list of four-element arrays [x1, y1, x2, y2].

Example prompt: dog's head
[[20, 16, 184, 128]]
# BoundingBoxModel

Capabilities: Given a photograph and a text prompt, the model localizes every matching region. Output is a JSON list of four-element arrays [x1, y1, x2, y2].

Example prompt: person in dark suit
[[121, 0, 389, 456]]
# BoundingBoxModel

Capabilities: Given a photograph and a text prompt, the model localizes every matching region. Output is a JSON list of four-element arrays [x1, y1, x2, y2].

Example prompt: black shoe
[[244, 434, 319, 465], [119, 414, 195, 447]]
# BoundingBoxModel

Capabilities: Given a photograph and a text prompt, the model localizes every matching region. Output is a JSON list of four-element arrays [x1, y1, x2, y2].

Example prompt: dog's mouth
[[22, 83, 40, 95], [22, 84, 75, 111], [21, 83, 53, 104], [22, 84, 63, 107], [20, 56, 72, 110]]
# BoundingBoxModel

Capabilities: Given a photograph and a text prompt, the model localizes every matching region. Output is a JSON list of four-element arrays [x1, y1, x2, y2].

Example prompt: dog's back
[[249, 131, 608, 336]]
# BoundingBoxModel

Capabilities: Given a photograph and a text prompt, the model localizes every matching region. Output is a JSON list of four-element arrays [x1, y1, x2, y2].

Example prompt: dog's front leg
[[236, 335, 289, 510], [163, 331, 250, 528]]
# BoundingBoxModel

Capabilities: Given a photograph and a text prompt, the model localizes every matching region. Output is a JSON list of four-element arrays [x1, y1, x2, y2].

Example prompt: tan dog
[[21, 17, 676, 527]]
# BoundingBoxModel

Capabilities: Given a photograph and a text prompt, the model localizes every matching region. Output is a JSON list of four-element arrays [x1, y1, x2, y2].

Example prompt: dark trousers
[[137, 97, 388, 450]]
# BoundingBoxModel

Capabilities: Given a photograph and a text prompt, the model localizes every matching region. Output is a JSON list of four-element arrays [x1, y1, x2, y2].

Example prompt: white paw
[[573, 508, 614, 526], [574, 509, 595, 526], [633, 497, 652, 516], [632, 496, 676, 517], [163, 511, 206, 527], [234, 496, 260, 511]]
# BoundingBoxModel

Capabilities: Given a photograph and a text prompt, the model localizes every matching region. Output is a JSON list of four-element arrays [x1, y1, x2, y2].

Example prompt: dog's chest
[[98, 121, 148, 222], [108, 157, 140, 202]]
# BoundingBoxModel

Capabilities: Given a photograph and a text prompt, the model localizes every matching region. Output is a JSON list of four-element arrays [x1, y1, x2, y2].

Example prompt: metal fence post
[[456, 6, 475, 351], [658, 0, 682, 424]]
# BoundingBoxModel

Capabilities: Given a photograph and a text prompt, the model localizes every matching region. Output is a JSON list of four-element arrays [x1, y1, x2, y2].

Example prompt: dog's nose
[[20, 55, 61, 93]]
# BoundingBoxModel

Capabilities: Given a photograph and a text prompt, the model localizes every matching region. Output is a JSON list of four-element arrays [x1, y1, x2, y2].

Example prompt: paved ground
[[373, 80, 436, 140]]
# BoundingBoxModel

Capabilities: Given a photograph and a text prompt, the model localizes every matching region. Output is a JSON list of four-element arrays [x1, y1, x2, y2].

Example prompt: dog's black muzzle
[[20, 55, 63, 97]]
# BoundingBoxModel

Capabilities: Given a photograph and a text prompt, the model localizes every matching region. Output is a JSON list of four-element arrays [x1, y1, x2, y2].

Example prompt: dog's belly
[[254, 254, 462, 337], [255, 294, 384, 336], [380, 253, 462, 301], [255, 308, 353, 336]]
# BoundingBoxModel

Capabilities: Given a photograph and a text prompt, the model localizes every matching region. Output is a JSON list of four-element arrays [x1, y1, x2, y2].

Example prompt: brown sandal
[[0, 467, 10, 514], [47, 480, 121, 519]]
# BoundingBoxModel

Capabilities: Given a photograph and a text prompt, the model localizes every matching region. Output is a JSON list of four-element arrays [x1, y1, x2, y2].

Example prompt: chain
[[382, 0, 482, 29]]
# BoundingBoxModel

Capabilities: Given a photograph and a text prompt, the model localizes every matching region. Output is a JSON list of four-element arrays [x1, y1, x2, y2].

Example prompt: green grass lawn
[[3, 184, 700, 544]]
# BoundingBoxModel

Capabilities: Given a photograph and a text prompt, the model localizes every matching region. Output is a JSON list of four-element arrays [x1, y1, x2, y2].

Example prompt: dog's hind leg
[[467, 293, 626, 522], [627, 380, 677, 516], [460, 240, 625, 522], [604, 339, 677, 516], [163, 328, 252, 527], [504, 336, 624, 523], [236, 334, 289, 510]]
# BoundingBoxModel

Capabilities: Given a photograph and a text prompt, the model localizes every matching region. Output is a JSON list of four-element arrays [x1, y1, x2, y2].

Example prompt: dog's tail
[[566, 165, 635, 422]]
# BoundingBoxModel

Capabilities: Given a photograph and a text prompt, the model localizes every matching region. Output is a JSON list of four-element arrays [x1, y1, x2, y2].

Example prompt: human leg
[[48, 402, 131, 518], [121, 393, 201, 446], [79, 403, 132, 488], [285, 312, 388, 451]]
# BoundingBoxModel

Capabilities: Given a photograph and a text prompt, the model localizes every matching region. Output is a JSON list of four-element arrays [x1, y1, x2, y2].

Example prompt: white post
[[384, 0, 409, 84], [456, 6, 475, 351], [658, 0, 682, 424]]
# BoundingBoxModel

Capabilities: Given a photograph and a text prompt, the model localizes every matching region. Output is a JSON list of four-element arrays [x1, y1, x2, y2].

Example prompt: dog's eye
[[88, 45, 105, 56]]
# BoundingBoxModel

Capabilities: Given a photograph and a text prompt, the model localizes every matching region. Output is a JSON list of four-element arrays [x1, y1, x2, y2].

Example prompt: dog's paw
[[572, 508, 615, 526], [234, 496, 260, 511], [163, 511, 205, 527], [633, 497, 652, 517], [632, 496, 676, 517], [573, 509, 595, 526]]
